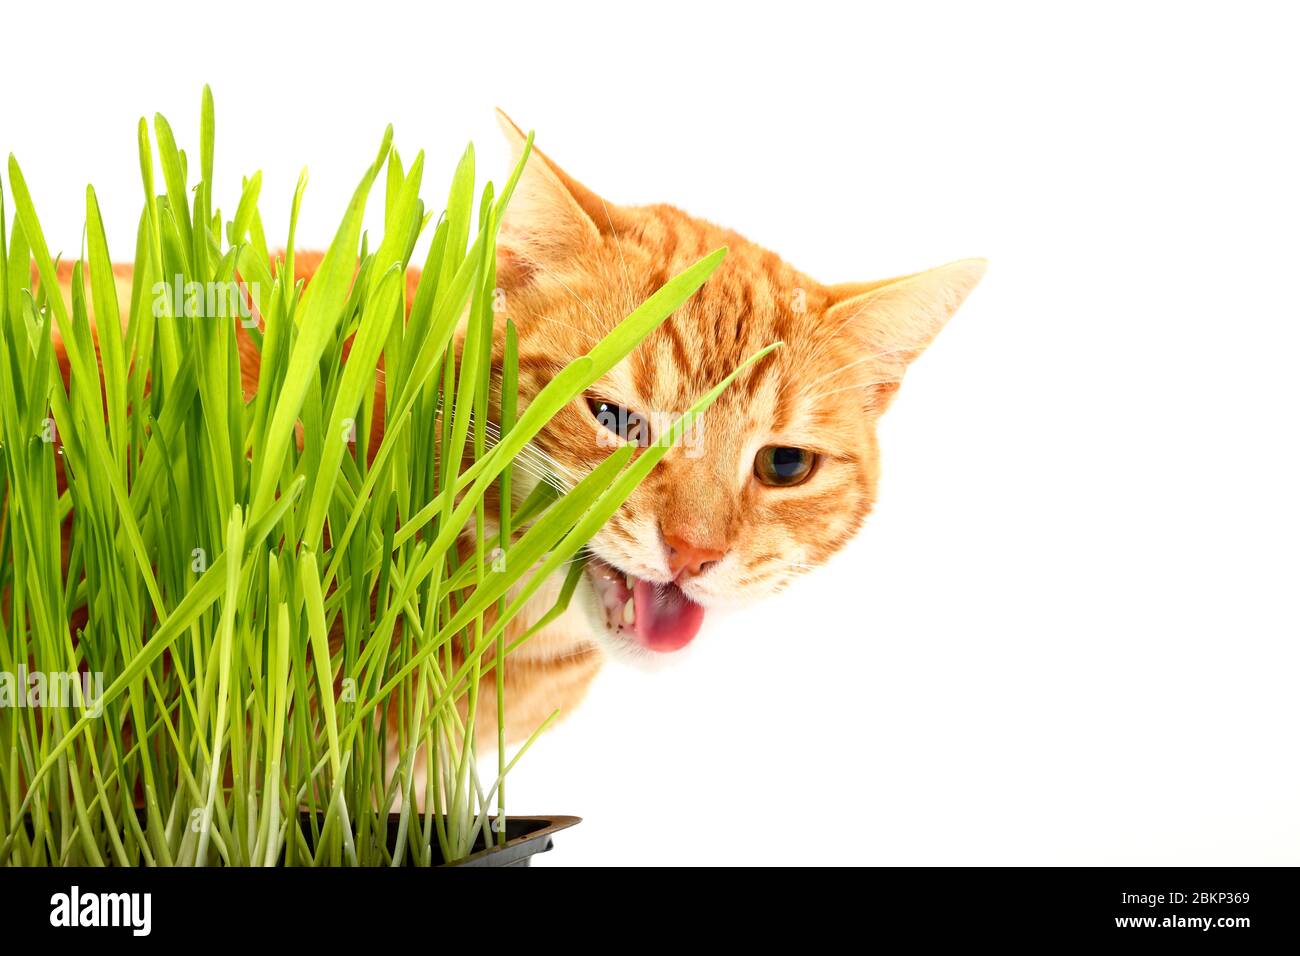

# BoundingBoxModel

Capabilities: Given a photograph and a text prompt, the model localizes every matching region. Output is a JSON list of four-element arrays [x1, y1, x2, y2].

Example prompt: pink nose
[[663, 532, 727, 581]]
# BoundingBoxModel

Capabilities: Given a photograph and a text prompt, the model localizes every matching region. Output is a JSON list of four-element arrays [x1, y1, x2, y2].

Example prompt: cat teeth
[[622, 598, 635, 627], [625, 573, 635, 591]]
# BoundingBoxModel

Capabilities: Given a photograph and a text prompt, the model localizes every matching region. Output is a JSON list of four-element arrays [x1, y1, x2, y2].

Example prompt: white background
[[5, 1, 1297, 865]]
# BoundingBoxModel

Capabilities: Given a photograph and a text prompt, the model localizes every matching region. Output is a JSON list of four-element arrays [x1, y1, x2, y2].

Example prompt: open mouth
[[585, 558, 706, 652]]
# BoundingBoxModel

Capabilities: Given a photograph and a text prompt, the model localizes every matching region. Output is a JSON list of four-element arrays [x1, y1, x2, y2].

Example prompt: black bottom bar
[[0, 866, 1291, 944]]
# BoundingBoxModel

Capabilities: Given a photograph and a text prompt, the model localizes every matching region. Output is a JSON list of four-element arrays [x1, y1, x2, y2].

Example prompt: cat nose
[[663, 531, 728, 581]]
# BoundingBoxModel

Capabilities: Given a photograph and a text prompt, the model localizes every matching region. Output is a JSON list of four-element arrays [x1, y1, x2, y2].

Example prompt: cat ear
[[495, 110, 622, 269], [823, 258, 986, 410]]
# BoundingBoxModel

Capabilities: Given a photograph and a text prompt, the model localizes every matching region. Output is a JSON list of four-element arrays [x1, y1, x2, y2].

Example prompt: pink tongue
[[632, 579, 706, 652]]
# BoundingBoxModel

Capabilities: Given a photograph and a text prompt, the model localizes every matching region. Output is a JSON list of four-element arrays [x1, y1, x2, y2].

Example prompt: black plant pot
[[428, 815, 581, 867], [304, 813, 581, 867]]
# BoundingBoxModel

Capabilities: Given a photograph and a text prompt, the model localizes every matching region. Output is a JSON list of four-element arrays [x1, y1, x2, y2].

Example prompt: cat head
[[493, 112, 984, 661]]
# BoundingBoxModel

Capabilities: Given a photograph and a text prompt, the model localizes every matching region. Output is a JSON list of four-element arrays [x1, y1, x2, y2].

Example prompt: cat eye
[[587, 397, 652, 447], [754, 446, 818, 487]]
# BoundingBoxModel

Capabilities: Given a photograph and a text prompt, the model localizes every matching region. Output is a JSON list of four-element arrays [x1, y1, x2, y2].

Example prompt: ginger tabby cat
[[49, 112, 984, 747]]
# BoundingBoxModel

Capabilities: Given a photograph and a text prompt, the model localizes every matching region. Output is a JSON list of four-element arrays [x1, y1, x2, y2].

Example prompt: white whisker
[[600, 197, 636, 312], [801, 377, 900, 404], [529, 265, 603, 345], [798, 345, 919, 393]]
